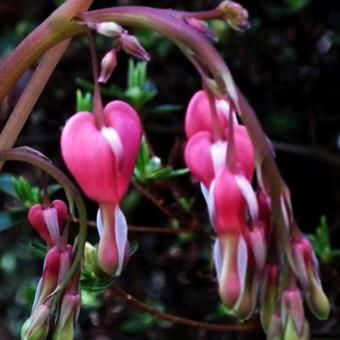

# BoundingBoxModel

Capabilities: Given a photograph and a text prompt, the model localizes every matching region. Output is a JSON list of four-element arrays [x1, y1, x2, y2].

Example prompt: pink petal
[[61, 112, 120, 203], [184, 131, 215, 187]]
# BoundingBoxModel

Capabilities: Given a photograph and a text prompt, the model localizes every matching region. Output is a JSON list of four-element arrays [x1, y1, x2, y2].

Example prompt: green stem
[[0, 147, 88, 296]]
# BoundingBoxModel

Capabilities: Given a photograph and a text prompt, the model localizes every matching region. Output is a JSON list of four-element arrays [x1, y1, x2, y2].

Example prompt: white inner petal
[[216, 99, 238, 125], [96, 208, 104, 239], [101, 126, 124, 165], [200, 182, 209, 205], [237, 235, 248, 303], [42, 208, 60, 245], [114, 206, 128, 276], [207, 180, 216, 227], [213, 239, 223, 283], [210, 141, 227, 174], [280, 196, 290, 231], [235, 175, 259, 222]]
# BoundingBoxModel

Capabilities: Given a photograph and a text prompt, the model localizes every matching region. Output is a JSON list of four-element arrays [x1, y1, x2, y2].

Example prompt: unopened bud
[[28, 199, 68, 246], [218, 1, 249, 31], [95, 21, 124, 38], [260, 265, 280, 332], [98, 49, 118, 83], [119, 33, 150, 61], [267, 312, 282, 340], [281, 288, 306, 337], [21, 303, 50, 340]]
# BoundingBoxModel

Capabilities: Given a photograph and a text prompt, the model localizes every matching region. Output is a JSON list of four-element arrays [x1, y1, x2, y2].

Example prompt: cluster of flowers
[[184, 90, 330, 337], [23, 200, 80, 340]]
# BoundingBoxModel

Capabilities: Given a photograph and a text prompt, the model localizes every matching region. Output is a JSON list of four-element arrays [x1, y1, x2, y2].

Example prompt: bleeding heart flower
[[28, 199, 68, 246], [61, 100, 142, 276], [292, 236, 330, 320], [185, 126, 254, 188]]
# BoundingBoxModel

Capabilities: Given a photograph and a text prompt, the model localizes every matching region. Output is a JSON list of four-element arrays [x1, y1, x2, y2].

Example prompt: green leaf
[[148, 104, 183, 115], [76, 89, 92, 112], [29, 241, 47, 259]]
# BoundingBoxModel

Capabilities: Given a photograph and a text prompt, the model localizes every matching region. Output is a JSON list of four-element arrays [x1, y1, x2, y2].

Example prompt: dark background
[[0, 0, 339, 339]]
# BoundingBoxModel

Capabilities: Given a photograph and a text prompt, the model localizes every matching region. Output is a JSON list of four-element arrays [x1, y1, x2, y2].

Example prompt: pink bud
[[119, 33, 150, 61], [281, 288, 305, 337], [61, 101, 142, 204], [185, 18, 218, 41], [28, 200, 68, 246], [98, 49, 118, 83], [22, 302, 51, 340], [292, 237, 330, 320], [33, 245, 73, 311]]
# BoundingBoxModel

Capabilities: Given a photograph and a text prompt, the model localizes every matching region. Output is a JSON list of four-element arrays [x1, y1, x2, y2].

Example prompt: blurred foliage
[[134, 137, 188, 183], [309, 216, 340, 264]]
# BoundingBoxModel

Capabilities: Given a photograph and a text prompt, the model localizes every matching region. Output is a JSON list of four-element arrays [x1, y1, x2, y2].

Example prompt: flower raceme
[[61, 100, 142, 276], [184, 90, 262, 318], [184, 89, 330, 335]]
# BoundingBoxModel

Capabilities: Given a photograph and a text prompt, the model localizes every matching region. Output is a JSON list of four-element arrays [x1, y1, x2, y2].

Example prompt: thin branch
[[75, 217, 193, 235], [111, 284, 260, 333], [273, 140, 340, 169]]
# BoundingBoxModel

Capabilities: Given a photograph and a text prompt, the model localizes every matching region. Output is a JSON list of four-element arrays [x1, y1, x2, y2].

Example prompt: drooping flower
[[28, 199, 68, 246], [61, 100, 142, 276], [53, 272, 81, 340], [292, 236, 330, 320]]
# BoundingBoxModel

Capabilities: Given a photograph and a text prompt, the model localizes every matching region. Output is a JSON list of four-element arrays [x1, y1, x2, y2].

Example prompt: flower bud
[[53, 293, 81, 340], [292, 236, 330, 319], [53, 274, 81, 340], [98, 49, 118, 83], [33, 245, 73, 310], [281, 288, 306, 338], [28, 200, 68, 246], [21, 302, 51, 340], [267, 313, 283, 340], [119, 33, 150, 61], [218, 1, 249, 31], [260, 265, 280, 332], [95, 21, 124, 38]]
